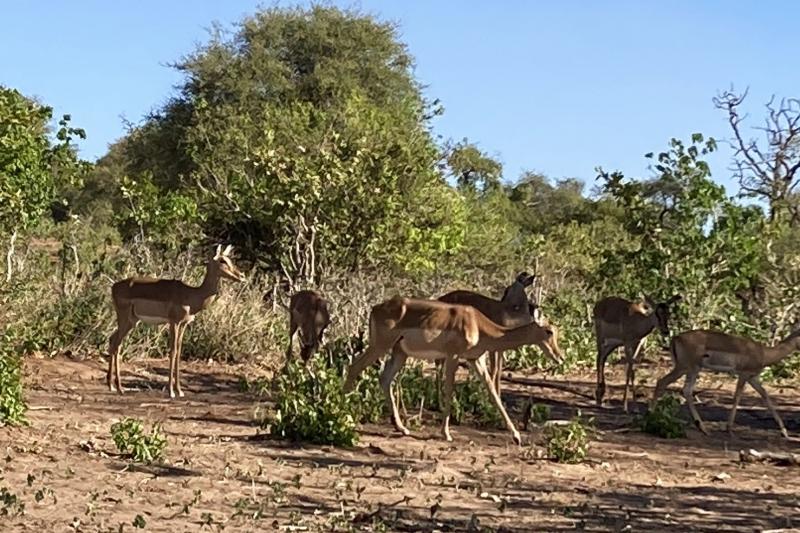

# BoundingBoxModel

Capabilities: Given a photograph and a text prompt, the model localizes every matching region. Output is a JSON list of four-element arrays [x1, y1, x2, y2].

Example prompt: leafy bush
[[545, 412, 593, 464], [110, 418, 167, 463], [0, 338, 27, 426], [265, 358, 362, 446], [639, 394, 687, 438]]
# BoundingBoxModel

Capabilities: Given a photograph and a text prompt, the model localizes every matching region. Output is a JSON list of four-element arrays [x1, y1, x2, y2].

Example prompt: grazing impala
[[343, 296, 563, 445], [652, 328, 800, 438], [106, 245, 246, 398], [285, 289, 331, 362], [594, 294, 682, 412], [436, 272, 557, 394]]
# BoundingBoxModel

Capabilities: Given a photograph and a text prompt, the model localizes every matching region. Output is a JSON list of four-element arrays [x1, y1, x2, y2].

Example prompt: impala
[[343, 296, 563, 445], [594, 294, 682, 412], [436, 272, 556, 394], [285, 289, 331, 362], [652, 328, 800, 438], [106, 245, 246, 398]]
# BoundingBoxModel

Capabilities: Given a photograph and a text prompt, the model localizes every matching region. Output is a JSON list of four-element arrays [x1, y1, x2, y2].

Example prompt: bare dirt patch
[[3, 355, 800, 532]]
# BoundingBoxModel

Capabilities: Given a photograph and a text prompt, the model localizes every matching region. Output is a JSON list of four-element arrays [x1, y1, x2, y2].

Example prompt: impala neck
[[763, 332, 800, 366], [197, 261, 222, 299], [479, 323, 541, 353]]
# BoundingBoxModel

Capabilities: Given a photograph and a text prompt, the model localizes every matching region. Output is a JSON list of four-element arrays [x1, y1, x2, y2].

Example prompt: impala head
[[300, 299, 331, 361], [212, 244, 247, 282], [534, 319, 564, 366], [644, 294, 682, 336]]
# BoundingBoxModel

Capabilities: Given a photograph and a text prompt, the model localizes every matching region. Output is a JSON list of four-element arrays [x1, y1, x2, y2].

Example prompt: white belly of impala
[[137, 315, 169, 325], [398, 340, 445, 362]]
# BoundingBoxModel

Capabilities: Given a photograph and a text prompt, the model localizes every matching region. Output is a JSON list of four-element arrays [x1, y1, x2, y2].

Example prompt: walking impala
[[106, 245, 246, 398], [285, 289, 331, 362], [594, 294, 682, 412], [652, 328, 800, 438], [343, 296, 563, 445], [436, 272, 558, 394]]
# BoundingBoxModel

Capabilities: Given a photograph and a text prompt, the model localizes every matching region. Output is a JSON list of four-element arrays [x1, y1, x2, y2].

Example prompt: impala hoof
[[512, 432, 522, 446], [781, 428, 790, 439], [695, 420, 709, 435]]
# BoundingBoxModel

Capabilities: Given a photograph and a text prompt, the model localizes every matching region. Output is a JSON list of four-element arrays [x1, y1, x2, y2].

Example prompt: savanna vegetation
[[3, 5, 800, 531]]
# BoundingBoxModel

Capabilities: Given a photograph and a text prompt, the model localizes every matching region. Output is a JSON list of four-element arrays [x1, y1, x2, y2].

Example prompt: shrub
[[265, 358, 362, 447], [0, 338, 27, 426], [110, 418, 167, 463], [545, 412, 593, 464], [638, 394, 687, 438]]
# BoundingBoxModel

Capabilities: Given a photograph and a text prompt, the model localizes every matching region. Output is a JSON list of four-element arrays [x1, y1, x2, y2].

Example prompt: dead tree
[[713, 88, 800, 224]]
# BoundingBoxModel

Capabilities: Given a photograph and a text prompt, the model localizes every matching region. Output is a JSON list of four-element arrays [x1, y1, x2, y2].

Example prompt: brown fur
[[343, 296, 562, 445], [652, 328, 800, 438], [286, 290, 331, 362], [106, 245, 246, 398]]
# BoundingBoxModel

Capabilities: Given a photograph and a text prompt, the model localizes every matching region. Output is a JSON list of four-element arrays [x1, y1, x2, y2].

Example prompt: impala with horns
[[343, 296, 563, 445], [652, 328, 800, 438], [107, 244, 246, 398], [285, 289, 331, 362], [435, 272, 558, 395], [594, 294, 682, 412]]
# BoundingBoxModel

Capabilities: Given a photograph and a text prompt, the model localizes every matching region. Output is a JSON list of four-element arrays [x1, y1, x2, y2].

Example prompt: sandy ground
[[2, 354, 800, 532]]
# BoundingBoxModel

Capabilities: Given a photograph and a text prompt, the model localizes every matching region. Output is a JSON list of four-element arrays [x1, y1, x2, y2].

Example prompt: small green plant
[[545, 412, 593, 464], [132, 514, 147, 528], [265, 358, 361, 446], [638, 394, 687, 438], [0, 338, 27, 426], [110, 418, 167, 463], [524, 402, 551, 427], [0, 487, 25, 516]]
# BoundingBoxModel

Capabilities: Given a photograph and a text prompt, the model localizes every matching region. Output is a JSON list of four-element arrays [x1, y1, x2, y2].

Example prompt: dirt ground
[[3, 354, 800, 532]]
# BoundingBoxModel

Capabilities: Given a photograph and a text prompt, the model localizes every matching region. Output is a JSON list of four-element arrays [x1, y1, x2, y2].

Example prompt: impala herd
[[106, 245, 800, 443]]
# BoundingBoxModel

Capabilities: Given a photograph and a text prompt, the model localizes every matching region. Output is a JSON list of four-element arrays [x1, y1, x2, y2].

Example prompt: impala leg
[[108, 310, 135, 394], [343, 339, 393, 392], [624, 338, 646, 413], [286, 314, 297, 361], [382, 346, 410, 436], [440, 355, 459, 442], [174, 323, 187, 398], [167, 323, 178, 399], [726, 375, 747, 435], [651, 366, 685, 409], [683, 371, 708, 435], [748, 377, 789, 439], [595, 340, 618, 406], [469, 357, 522, 446], [491, 351, 503, 395]]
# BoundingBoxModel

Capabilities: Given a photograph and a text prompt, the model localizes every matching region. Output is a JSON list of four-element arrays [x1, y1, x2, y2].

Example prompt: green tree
[[0, 86, 88, 280], [446, 139, 503, 192], [118, 5, 460, 278], [596, 134, 767, 333]]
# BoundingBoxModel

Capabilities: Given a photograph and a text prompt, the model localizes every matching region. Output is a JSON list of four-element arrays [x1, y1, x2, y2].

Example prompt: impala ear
[[222, 244, 233, 257], [214, 244, 223, 258]]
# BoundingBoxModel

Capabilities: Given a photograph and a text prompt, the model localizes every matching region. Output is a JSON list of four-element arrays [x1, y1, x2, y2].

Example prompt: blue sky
[[2, 1, 798, 194]]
